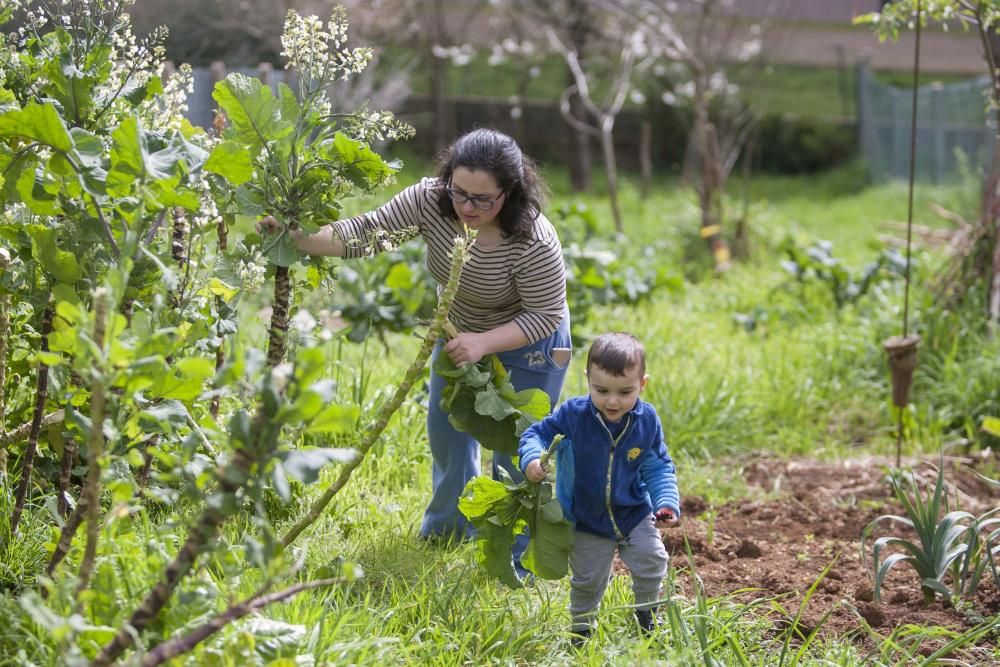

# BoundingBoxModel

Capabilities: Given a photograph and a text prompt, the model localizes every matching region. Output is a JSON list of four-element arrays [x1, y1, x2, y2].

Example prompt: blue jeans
[[420, 315, 571, 554]]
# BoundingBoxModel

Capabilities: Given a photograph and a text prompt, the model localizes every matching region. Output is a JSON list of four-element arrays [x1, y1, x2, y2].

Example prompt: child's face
[[587, 364, 648, 423]]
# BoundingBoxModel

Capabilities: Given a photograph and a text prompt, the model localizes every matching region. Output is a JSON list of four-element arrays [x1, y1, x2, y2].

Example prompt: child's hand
[[525, 459, 548, 483], [654, 508, 678, 528]]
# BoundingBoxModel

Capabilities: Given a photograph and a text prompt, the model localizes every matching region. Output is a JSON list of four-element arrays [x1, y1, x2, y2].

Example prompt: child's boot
[[635, 608, 657, 635], [569, 628, 591, 648]]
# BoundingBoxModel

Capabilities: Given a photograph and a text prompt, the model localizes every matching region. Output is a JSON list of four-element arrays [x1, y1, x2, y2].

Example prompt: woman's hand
[[256, 215, 302, 240], [525, 459, 548, 483], [443, 332, 489, 366]]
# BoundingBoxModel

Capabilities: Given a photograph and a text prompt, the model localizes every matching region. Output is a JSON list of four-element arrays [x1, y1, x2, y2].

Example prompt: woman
[[265, 128, 570, 569]]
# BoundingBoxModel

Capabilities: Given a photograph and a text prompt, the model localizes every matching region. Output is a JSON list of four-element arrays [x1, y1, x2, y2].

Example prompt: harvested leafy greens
[[458, 439, 573, 588], [433, 352, 551, 456]]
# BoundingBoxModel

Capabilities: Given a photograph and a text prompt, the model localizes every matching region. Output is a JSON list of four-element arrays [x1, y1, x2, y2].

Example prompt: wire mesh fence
[[857, 62, 995, 183]]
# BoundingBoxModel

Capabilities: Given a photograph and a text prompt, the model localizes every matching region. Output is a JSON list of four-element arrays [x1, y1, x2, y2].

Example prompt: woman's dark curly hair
[[435, 128, 548, 238]]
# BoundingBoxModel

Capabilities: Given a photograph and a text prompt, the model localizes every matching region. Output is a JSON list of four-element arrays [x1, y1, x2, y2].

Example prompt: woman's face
[[448, 167, 506, 230]]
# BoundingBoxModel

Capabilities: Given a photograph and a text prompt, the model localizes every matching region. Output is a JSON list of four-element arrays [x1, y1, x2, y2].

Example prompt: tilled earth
[[626, 455, 1000, 661]]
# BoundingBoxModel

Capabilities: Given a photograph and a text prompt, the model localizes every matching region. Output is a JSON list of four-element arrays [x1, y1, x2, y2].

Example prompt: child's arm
[[518, 403, 569, 481], [639, 415, 680, 523]]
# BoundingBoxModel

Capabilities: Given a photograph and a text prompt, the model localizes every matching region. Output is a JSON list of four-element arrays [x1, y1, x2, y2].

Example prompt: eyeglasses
[[446, 184, 504, 211]]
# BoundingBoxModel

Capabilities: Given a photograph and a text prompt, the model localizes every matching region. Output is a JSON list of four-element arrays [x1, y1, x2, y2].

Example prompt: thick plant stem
[[46, 494, 88, 577], [94, 423, 271, 665], [282, 233, 474, 548], [57, 437, 77, 517], [10, 307, 53, 536], [139, 578, 339, 666], [267, 265, 291, 368], [0, 250, 9, 475], [211, 217, 229, 419], [136, 435, 159, 492], [76, 289, 110, 597], [171, 207, 187, 264]]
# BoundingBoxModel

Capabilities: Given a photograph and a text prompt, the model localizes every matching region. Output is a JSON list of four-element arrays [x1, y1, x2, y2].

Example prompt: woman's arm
[[257, 217, 347, 257], [293, 225, 347, 257]]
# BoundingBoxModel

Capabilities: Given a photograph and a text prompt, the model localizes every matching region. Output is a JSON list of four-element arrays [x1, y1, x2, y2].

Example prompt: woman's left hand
[[444, 332, 488, 366]]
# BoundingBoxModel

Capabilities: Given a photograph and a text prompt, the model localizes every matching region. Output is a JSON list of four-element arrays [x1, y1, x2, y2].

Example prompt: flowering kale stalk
[[206, 7, 413, 365]]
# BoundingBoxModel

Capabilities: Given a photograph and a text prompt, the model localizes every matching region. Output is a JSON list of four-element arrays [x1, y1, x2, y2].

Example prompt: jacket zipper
[[600, 414, 632, 540]]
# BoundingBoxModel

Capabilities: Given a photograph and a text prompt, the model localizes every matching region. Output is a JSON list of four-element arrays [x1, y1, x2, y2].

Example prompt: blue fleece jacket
[[518, 395, 680, 540]]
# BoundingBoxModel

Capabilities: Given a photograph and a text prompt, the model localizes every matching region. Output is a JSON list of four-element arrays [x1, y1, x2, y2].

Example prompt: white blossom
[[270, 363, 294, 392], [290, 310, 318, 333]]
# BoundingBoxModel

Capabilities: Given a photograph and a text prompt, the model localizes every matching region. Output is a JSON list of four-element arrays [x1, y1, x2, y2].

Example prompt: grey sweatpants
[[569, 516, 668, 632]]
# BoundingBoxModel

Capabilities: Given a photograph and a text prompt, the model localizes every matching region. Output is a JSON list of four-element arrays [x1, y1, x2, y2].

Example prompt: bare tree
[[547, 26, 647, 232], [509, 0, 611, 192], [606, 0, 783, 271]]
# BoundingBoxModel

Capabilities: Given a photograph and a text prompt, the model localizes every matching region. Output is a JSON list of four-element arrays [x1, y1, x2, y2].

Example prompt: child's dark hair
[[586, 332, 646, 377], [435, 128, 548, 238]]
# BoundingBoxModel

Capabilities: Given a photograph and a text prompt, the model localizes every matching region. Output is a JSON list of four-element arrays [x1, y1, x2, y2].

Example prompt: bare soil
[[633, 455, 1000, 660]]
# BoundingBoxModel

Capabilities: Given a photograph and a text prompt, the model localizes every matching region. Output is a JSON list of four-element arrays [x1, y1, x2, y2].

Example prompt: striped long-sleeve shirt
[[330, 177, 567, 343]]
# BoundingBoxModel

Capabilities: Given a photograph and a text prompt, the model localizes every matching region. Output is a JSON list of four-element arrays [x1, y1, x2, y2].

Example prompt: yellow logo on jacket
[[627, 447, 642, 461]]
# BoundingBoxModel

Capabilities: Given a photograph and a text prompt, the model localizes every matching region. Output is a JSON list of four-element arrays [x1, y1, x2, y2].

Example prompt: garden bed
[[653, 455, 1000, 657]]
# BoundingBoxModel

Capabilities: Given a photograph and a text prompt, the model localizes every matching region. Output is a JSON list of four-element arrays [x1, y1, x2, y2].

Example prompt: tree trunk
[[692, 97, 731, 272], [601, 124, 623, 233], [10, 307, 52, 536], [430, 54, 450, 152], [639, 120, 652, 201], [986, 141, 1000, 323], [567, 68, 592, 193], [429, 0, 451, 151]]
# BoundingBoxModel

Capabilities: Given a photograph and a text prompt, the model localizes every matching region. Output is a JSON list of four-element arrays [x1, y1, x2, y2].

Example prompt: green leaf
[[267, 232, 300, 267], [16, 165, 62, 215], [70, 127, 108, 195], [0, 103, 74, 153], [43, 51, 97, 123], [212, 73, 293, 152], [27, 225, 82, 284], [30, 351, 64, 366], [305, 403, 360, 434], [523, 493, 574, 579], [151, 357, 215, 401], [279, 447, 358, 485], [106, 115, 146, 196], [139, 400, 189, 427], [457, 475, 509, 520], [385, 262, 414, 289], [205, 141, 255, 185], [0, 151, 36, 206], [983, 417, 1000, 437], [331, 132, 392, 189]]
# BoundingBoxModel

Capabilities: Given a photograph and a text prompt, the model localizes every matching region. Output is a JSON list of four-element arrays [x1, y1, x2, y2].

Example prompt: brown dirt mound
[[620, 454, 1000, 660]]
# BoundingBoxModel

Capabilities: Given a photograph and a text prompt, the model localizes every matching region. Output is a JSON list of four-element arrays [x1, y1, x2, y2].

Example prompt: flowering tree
[[546, 23, 649, 233]]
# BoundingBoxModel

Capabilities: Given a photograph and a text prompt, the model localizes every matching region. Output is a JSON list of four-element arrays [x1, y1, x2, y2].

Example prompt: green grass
[[3, 159, 998, 665]]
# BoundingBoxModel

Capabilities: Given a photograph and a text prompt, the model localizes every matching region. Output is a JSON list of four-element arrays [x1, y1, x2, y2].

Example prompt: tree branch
[[139, 577, 341, 666]]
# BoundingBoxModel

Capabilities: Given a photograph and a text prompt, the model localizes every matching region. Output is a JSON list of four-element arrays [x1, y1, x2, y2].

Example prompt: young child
[[519, 332, 680, 643]]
